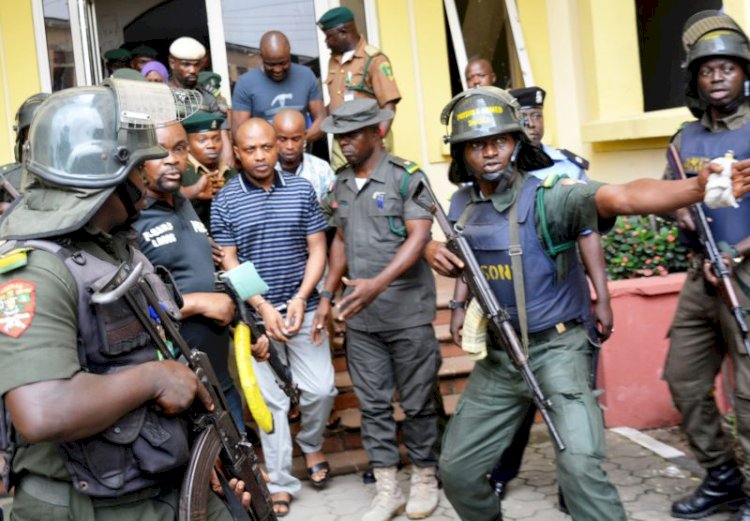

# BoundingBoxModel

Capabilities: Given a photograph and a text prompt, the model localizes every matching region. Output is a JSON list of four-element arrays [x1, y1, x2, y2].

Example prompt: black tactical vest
[[1, 238, 189, 498]]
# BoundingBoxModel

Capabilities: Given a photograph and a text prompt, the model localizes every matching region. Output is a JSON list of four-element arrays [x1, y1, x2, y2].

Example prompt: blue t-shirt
[[231, 63, 322, 122]]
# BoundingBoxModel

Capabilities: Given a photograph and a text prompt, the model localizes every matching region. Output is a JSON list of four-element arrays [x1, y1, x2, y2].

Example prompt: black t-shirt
[[132, 193, 232, 386]]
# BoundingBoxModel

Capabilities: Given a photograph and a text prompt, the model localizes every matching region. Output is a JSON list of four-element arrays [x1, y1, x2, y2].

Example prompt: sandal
[[307, 461, 331, 490], [272, 493, 292, 517]]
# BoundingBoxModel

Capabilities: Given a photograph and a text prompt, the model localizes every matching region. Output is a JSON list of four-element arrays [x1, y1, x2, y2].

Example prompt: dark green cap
[[182, 111, 225, 133], [198, 71, 221, 87], [111, 68, 146, 81], [317, 6, 354, 31], [103, 48, 131, 61], [131, 44, 158, 58]]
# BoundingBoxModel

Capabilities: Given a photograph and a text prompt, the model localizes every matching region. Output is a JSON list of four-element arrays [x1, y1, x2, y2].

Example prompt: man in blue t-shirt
[[231, 31, 326, 144]]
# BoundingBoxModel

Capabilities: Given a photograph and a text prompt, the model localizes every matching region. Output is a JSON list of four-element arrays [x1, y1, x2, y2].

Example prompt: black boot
[[731, 500, 750, 521], [671, 460, 746, 519]]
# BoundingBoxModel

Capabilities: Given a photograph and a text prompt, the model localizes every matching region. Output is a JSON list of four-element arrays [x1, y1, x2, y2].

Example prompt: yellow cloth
[[461, 298, 488, 361]]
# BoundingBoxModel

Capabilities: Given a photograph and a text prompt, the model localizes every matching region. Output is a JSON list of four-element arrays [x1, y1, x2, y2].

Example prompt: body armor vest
[[457, 177, 590, 333], [678, 120, 750, 248], [2, 238, 189, 498]]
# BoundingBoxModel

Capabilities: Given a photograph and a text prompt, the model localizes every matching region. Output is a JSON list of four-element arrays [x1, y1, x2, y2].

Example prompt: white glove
[[704, 152, 738, 209]]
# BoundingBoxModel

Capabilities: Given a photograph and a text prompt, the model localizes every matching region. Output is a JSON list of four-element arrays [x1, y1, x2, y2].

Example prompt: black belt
[[528, 320, 581, 344]]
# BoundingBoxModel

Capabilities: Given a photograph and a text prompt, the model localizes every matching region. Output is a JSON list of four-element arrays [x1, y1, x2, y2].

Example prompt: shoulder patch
[[558, 149, 589, 170], [364, 44, 382, 57], [0, 247, 30, 274], [379, 62, 394, 81], [0, 279, 36, 338], [541, 172, 569, 188], [388, 156, 422, 175]]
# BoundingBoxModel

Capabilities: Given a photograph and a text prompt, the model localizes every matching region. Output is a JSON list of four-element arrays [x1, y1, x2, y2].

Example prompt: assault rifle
[[106, 268, 277, 521], [413, 180, 565, 452], [667, 144, 750, 356]]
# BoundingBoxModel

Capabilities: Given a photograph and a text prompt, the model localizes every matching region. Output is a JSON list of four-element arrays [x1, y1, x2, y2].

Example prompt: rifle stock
[[414, 181, 565, 451], [667, 144, 750, 356]]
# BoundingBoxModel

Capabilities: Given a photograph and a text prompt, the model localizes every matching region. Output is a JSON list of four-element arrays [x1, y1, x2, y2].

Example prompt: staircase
[[289, 274, 474, 478]]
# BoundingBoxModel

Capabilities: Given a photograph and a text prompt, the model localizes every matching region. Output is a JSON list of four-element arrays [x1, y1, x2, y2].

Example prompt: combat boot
[[406, 465, 439, 519], [671, 460, 746, 519], [362, 466, 406, 521], [731, 499, 750, 521]]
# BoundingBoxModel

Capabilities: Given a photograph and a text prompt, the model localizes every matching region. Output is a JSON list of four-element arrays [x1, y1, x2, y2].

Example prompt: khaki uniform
[[325, 37, 401, 111], [0, 233, 232, 521]]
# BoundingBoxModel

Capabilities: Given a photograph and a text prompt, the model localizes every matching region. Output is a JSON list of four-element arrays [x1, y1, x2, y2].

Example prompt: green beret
[[183, 111, 225, 133], [103, 48, 131, 61], [198, 71, 221, 87], [111, 68, 146, 81], [317, 6, 354, 31], [131, 44, 158, 58]]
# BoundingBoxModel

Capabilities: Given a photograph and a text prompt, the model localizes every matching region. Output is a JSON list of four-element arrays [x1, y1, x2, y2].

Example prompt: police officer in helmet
[[0, 93, 49, 213], [424, 86, 750, 521], [664, 10, 750, 521], [0, 80, 250, 520]]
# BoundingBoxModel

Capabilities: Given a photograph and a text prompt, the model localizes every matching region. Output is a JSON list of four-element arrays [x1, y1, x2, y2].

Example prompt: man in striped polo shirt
[[211, 118, 337, 516]]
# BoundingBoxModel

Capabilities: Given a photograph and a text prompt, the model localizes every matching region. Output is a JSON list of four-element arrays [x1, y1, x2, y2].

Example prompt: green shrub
[[602, 215, 689, 280]]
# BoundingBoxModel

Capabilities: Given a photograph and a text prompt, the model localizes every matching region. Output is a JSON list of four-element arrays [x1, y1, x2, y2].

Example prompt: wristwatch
[[448, 299, 466, 310], [320, 290, 335, 302]]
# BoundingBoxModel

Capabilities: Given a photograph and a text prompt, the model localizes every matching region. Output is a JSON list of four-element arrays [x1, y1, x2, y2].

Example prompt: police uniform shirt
[[530, 144, 589, 182], [326, 36, 401, 110], [132, 193, 232, 385], [330, 153, 435, 332]]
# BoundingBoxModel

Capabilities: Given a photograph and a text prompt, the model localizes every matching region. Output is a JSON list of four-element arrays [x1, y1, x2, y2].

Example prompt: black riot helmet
[[682, 10, 750, 117], [13, 93, 49, 163], [440, 86, 551, 184], [0, 79, 202, 240]]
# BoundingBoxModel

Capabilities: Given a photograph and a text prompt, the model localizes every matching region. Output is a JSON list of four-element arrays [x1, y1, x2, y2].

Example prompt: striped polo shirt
[[211, 171, 328, 310]]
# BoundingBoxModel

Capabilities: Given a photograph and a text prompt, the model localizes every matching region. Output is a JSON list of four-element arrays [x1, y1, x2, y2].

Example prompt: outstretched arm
[[595, 159, 750, 218]]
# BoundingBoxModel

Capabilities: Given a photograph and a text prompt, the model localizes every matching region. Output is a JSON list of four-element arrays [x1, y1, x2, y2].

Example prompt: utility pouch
[[0, 399, 15, 492]]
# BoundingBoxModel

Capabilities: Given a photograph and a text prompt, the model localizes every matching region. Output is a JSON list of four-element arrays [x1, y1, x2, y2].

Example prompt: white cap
[[169, 37, 206, 60]]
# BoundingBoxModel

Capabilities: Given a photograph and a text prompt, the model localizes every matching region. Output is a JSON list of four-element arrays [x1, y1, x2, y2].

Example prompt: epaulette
[[364, 44, 382, 57], [0, 247, 30, 274], [558, 149, 589, 170], [388, 156, 422, 174]]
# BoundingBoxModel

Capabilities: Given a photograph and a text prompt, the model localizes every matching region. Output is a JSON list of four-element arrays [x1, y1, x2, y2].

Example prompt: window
[[635, 0, 722, 112], [444, 0, 524, 94], [42, 0, 77, 90]]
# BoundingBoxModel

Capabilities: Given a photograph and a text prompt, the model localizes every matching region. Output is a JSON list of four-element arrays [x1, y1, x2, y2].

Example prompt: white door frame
[[443, 0, 534, 89]]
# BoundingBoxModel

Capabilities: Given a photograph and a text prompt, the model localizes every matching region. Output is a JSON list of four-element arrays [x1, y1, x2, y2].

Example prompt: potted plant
[[596, 215, 690, 429]]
